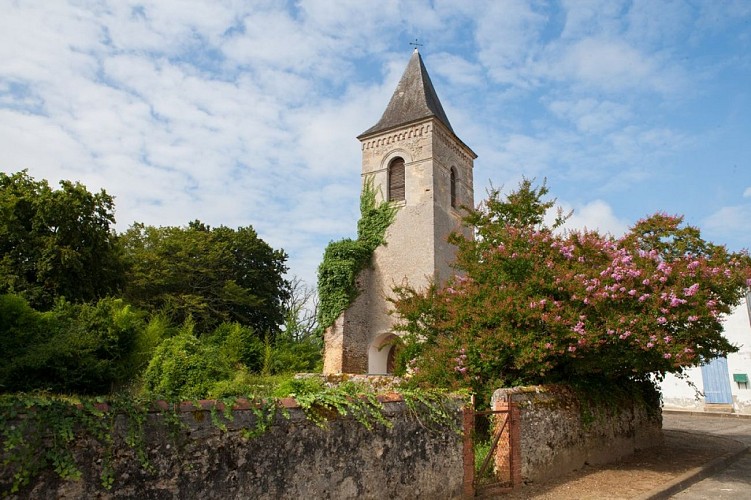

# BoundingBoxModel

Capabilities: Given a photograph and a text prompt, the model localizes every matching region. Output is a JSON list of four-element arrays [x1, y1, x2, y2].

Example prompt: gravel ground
[[495, 429, 745, 500]]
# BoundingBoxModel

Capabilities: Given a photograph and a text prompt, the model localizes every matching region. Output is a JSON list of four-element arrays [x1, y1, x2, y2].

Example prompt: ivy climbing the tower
[[316, 177, 399, 333]]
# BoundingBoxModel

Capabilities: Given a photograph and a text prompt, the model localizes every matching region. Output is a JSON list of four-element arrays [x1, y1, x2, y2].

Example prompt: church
[[323, 49, 476, 375]]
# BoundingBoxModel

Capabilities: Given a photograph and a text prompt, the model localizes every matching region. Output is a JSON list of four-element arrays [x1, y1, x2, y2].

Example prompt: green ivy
[[0, 385, 459, 495], [316, 177, 398, 333], [0, 393, 282, 495], [0, 394, 105, 494], [290, 380, 392, 430], [401, 387, 465, 434]]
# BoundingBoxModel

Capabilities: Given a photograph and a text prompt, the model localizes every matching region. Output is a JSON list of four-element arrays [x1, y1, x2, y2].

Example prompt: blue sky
[[1, 1, 750, 288]]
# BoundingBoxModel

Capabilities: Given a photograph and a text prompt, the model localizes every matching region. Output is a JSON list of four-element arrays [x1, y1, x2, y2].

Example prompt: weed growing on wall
[[316, 177, 398, 332]]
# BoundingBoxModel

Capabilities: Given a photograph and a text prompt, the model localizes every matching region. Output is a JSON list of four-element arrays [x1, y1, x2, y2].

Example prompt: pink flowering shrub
[[394, 180, 751, 398]]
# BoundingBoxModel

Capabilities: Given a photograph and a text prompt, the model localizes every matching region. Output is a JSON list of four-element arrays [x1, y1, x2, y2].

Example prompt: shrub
[[394, 180, 751, 401], [0, 295, 145, 394], [142, 327, 235, 401]]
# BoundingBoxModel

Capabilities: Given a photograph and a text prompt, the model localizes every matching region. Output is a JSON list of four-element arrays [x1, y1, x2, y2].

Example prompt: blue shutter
[[701, 357, 734, 404]]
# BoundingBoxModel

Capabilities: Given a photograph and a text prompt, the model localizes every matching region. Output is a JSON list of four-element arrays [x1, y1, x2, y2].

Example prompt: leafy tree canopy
[[0, 170, 124, 309], [394, 179, 751, 399], [0, 294, 144, 394], [121, 220, 290, 335]]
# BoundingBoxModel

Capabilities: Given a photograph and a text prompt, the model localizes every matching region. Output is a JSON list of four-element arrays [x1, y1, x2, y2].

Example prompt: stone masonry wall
[[2, 397, 464, 499], [491, 385, 663, 483]]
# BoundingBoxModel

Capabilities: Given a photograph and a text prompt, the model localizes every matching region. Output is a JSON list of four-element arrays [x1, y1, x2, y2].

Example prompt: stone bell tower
[[323, 49, 476, 375]]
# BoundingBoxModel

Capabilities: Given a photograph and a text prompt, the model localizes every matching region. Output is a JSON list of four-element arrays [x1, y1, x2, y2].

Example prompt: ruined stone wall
[[2, 398, 464, 499], [491, 385, 662, 483]]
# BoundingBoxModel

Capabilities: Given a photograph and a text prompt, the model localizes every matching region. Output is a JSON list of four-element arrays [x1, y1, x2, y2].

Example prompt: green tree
[[121, 220, 290, 335], [0, 294, 145, 394], [394, 180, 751, 400], [0, 170, 124, 310]]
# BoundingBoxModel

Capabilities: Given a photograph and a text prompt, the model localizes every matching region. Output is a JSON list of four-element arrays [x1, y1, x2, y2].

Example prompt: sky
[[1, 1, 750, 288]]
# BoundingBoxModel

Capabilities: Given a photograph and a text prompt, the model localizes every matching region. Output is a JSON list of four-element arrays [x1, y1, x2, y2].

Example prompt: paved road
[[663, 413, 751, 499]]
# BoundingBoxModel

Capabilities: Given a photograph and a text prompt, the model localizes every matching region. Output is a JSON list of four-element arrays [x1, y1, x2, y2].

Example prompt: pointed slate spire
[[359, 49, 454, 138]]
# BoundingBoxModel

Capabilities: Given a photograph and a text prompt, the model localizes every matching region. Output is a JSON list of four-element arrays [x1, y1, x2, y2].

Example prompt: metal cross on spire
[[409, 38, 423, 51]]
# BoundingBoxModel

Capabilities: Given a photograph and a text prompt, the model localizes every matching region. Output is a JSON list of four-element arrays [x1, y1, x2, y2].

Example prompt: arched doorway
[[368, 333, 399, 375]]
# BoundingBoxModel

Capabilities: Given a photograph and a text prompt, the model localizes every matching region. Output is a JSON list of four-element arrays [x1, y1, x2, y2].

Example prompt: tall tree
[[0, 170, 124, 309], [121, 220, 290, 335]]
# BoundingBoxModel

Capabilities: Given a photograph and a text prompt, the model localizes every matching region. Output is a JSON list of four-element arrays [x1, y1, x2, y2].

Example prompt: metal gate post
[[492, 397, 522, 488]]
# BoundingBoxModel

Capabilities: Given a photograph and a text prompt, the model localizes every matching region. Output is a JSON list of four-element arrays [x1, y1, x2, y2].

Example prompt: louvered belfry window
[[450, 167, 457, 208], [388, 157, 405, 202]]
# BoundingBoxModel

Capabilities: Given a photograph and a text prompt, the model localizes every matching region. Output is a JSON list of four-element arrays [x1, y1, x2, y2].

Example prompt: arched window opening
[[388, 157, 405, 202], [450, 167, 457, 208]]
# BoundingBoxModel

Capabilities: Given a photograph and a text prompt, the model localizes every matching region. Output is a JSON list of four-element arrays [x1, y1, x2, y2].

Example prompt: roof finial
[[409, 38, 423, 52]]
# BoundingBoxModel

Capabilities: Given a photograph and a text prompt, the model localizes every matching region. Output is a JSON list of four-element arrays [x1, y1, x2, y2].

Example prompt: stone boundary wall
[[491, 385, 663, 483], [2, 396, 464, 499]]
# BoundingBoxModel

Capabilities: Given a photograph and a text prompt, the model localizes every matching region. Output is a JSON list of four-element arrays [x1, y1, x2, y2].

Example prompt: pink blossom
[[670, 296, 687, 307], [545, 343, 553, 349], [688, 315, 699, 322], [560, 245, 575, 259], [684, 283, 699, 297], [647, 342, 654, 348], [657, 261, 672, 274], [568, 346, 577, 352], [657, 317, 667, 325], [663, 353, 672, 359]]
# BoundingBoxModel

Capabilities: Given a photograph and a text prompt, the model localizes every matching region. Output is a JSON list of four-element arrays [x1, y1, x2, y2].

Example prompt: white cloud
[[548, 98, 632, 133], [560, 0, 628, 40], [703, 205, 751, 237], [474, 0, 547, 86], [559, 199, 630, 237], [429, 52, 483, 87], [744, 187, 751, 198], [1, 0, 749, 287], [551, 38, 666, 93], [492, 134, 554, 179]]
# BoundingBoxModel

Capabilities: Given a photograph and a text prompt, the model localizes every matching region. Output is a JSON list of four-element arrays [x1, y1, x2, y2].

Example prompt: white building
[[661, 295, 751, 414]]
